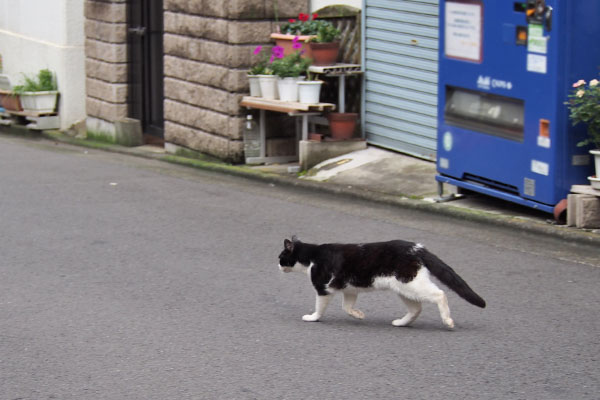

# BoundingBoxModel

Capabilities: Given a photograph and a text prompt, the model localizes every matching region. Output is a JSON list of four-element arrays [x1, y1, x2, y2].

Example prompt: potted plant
[[272, 12, 334, 59], [271, 13, 318, 59], [248, 46, 270, 97], [12, 69, 59, 113], [308, 22, 342, 66], [328, 112, 358, 140], [0, 74, 22, 111], [297, 71, 323, 104], [567, 77, 600, 187], [255, 46, 283, 100], [270, 38, 311, 102]]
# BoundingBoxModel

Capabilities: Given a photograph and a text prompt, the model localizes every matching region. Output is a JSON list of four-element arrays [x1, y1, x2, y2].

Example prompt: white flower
[[590, 79, 599, 87], [576, 89, 585, 98]]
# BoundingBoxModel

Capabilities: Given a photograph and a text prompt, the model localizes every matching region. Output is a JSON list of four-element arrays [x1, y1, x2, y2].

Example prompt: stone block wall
[[163, 0, 309, 162], [84, 0, 128, 137]]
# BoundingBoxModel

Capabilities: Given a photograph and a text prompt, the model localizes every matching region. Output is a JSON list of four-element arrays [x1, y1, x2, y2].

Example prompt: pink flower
[[271, 46, 285, 59], [253, 46, 262, 55], [573, 79, 586, 88], [292, 36, 303, 50]]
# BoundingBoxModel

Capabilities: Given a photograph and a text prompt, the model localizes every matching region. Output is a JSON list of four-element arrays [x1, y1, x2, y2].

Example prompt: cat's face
[[278, 239, 297, 273]]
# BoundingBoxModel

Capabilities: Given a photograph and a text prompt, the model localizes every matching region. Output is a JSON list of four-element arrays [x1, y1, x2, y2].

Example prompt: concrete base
[[114, 118, 144, 147], [299, 139, 367, 170], [567, 193, 600, 228]]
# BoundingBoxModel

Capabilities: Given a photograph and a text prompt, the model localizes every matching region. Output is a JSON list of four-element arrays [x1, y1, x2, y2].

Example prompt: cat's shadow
[[285, 312, 486, 334]]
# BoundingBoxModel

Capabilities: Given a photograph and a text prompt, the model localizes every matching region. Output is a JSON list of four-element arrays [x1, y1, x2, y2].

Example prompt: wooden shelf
[[240, 97, 335, 114], [5, 110, 57, 118]]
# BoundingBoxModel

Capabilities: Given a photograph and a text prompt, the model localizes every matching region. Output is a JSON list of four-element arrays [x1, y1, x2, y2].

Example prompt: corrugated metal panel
[[363, 0, 439, 160]]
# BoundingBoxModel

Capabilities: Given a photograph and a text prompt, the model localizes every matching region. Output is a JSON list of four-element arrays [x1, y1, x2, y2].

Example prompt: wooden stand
[[240, 97, 335, 165]]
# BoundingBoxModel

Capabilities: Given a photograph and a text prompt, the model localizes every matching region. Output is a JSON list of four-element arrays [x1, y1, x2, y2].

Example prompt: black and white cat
[[278, 236, 485, 329]]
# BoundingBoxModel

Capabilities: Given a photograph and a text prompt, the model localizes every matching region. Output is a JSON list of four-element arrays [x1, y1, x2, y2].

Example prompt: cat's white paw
[[392, 318, 410, 327], [302, 313, 320, 322], [444, 318, 455, 329], [349, 309, 365, 319]]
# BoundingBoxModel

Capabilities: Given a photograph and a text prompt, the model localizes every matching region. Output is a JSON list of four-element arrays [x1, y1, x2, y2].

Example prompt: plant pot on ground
[[567, 77, 600, 181], [328, 112, 358, 140]]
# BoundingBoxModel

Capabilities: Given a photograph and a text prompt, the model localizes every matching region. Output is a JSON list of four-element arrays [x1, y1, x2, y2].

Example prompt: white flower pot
[[277, 77, 299, 102], [297, 81, 323, 104], [248, 75, 262, 97], [590, 149, 600, 176], [258, 75, 278, 100], [19, 91, 58, 113]]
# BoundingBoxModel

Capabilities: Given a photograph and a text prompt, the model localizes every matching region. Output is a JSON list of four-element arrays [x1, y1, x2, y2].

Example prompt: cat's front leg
[[303, 294, 332, 322], [342, 292, 365, 319]]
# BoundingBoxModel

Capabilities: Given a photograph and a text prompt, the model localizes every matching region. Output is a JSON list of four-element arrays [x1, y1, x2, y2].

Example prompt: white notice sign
[[445, 2, 482, 62]]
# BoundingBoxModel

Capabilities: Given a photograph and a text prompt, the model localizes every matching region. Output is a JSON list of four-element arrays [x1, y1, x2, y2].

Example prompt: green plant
[[280, 12, 340, 42], [249, 46, 271, 75], [271, 50, 311, 78], [567, 76, 600, 149], [309, 23, 341, 43], [13, 69, 57, 94]]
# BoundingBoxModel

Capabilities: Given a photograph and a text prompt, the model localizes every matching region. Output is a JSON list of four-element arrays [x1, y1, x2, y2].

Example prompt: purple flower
[[271, 46, 285, 59], [292, 36, 303, 50], [253, 45, 262, 55]]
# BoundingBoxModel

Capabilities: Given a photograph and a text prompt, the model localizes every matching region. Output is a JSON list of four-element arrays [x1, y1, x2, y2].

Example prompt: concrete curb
[[22, 130, 600, 247]]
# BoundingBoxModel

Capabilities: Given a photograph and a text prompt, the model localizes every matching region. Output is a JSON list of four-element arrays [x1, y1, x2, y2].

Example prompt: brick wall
[[163, 0, 309, 162], [84, 0, 128, 137]]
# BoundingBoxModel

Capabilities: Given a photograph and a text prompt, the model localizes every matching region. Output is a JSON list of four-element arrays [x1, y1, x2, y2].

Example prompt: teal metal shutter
[[362, 0, 439, 161]]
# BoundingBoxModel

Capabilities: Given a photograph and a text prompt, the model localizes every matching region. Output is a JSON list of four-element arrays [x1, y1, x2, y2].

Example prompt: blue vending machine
[[435, 0, 600, 213]]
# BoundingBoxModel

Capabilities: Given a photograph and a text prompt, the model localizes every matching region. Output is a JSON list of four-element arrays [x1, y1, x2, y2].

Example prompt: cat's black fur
[[279, 236, 485, 328]]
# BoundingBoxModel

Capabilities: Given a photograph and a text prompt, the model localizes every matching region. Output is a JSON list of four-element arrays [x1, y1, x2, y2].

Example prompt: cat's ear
[[284, 238, 294, 251], [291, 235, 299, 243]]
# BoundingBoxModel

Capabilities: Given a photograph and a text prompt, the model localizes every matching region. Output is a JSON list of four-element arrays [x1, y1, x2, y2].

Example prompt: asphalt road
[[1, 135, 599, 399]]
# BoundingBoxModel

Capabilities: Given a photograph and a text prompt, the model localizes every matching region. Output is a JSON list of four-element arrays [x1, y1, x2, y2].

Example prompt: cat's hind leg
[[396, 269, 454, 329], [342, 292, 364, 320], [417, 281, 454, 329], [392, 296, 422, 327], [303, 294, 332, 322]]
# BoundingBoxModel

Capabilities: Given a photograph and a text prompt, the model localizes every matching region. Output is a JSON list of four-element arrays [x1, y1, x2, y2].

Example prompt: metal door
[[363, 0, 439, 160], [129, 0, 164, 141]]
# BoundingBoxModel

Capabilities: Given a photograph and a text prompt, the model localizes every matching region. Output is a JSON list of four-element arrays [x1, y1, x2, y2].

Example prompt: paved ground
[[1, 134, 599, 399]]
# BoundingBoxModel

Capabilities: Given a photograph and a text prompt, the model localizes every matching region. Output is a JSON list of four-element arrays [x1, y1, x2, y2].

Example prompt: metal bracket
[[434, 180, 464, 203]]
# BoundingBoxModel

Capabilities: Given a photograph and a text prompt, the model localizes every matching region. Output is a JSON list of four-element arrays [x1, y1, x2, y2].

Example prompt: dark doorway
[[128, 0, 164, 143]]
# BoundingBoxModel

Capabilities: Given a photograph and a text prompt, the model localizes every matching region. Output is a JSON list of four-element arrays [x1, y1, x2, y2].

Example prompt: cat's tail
[[420, 248, 486, 308]]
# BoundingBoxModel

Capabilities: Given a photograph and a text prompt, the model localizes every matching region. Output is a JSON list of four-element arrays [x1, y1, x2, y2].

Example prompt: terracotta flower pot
[[309, 41, 340, 66], [0, 90, 22, 111], [328, 112, 358, 140], [270, 33, 315, 59]]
